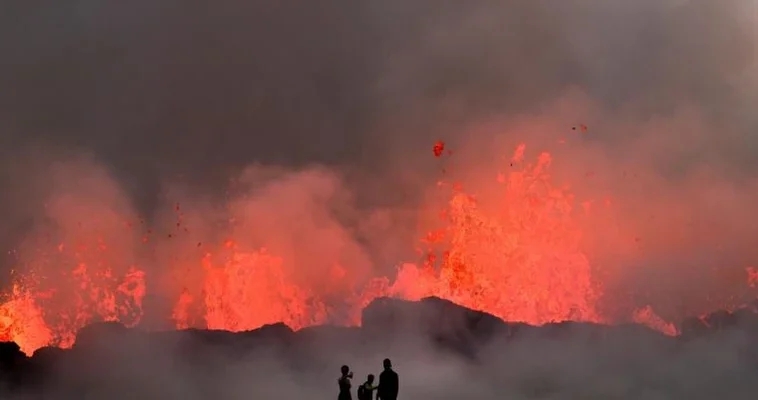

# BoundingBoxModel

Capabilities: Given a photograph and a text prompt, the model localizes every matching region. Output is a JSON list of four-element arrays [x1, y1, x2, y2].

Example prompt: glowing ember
[[433, 141, 445, 157]]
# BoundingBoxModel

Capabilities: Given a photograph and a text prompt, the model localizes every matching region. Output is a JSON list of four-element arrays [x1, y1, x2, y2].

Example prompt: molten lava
[[390, 143, 601, 324], [0, 141, 746, 354], [170, 142, 601, 333], [0, 243, 145, 354]]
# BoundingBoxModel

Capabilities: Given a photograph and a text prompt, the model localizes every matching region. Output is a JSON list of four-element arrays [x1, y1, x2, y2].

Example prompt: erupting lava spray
[[0, 141, 733, 354]]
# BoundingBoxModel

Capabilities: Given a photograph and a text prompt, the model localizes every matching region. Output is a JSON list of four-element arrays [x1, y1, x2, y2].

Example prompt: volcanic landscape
[[2, 0, 758, 398]]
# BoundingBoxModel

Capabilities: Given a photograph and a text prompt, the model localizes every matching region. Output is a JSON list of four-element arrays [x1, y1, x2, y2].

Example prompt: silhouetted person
[[357, 374, 378, 400], [338, 365, 354, 400], [377, 358, 399, 400]]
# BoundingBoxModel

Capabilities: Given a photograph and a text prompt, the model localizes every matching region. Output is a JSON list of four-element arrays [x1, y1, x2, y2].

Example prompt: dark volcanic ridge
[[2, 297, 758, 396]]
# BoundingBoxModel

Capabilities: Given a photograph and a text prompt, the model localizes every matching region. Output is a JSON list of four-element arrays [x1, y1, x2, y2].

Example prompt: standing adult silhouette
[[338, 365, 354, 400], [377, 359, 399, 400]]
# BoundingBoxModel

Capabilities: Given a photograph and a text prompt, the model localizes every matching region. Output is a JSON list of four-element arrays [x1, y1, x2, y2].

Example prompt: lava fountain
[[0, 142, 701, 354]]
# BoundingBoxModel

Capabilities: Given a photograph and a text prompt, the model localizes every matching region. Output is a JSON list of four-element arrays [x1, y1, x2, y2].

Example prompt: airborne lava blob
[[0, 142, 695, 355]]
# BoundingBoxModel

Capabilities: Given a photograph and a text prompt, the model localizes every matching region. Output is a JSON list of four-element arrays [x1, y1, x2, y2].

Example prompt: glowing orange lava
[[388, 143, 601, 324], [0, 238, 146, 354], [632, 306, 678, 336], [0, 142, 746, 354]]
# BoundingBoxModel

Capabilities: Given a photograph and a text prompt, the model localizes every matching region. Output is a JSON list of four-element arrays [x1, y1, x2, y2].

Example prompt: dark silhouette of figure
[[377, 358, 399, 400], [357, 374, 378, 400], [338, 365, 354, 400]]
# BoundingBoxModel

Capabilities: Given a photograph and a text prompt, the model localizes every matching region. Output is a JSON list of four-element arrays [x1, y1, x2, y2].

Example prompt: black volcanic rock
[[363, 296, 521, 336], [173, 322, 294, 348], [73, 321, 135, 351], [30, 346, 68, 372], [361, 296, 520, 358], [537, 320, 610, 342], [0, 341, 29, 388], [679, 306, 758, 339], [295, 325, 363, 351], [732, 308, 758, 330], [0, 341, 23, 368], [145, 322, 296, 369], [0, 297, 756, 396], [240, 322, 295, 346], [704, 310, 738, 331], [25, 346, 67, 387], [31, 346, 67, 362], [532, 320, 669, 344], [680, 316, 710, 339]]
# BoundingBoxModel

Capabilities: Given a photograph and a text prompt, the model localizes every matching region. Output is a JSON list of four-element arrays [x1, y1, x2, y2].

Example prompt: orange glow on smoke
[[0, 142, 750, 354]]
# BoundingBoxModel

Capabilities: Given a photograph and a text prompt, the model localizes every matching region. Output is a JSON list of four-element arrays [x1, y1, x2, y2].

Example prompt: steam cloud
[[1, 0, 758, 398]]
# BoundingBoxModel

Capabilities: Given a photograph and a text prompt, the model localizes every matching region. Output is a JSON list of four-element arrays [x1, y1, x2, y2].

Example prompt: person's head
[[383, 358, 392, 370], [367, 374, 375, 384], [341, 365, 350, 376]]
